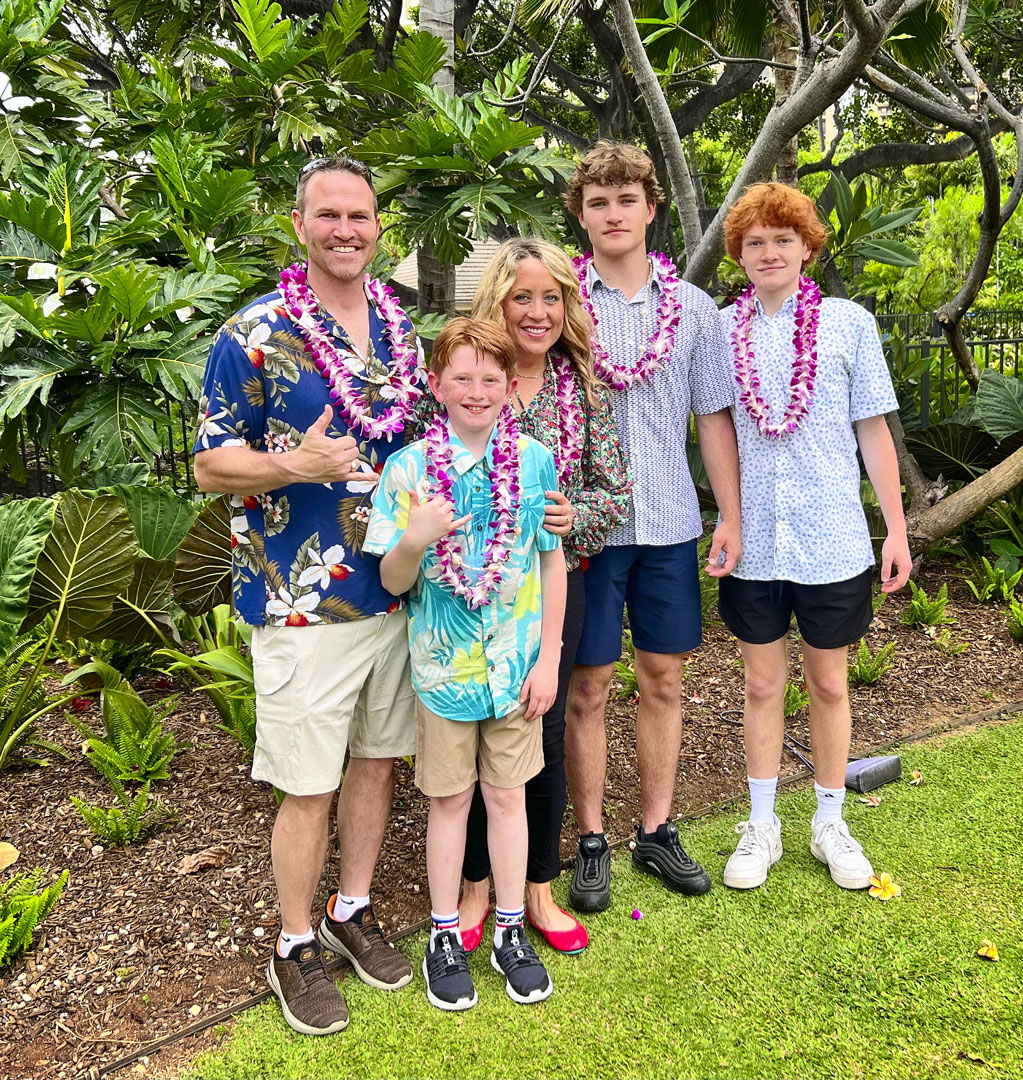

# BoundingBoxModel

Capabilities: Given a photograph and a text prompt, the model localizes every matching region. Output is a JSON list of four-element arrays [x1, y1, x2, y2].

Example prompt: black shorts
[[717, 568, 874, 650]]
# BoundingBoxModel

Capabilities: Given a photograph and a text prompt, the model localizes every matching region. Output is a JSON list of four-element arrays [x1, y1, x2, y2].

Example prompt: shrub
[[901, 581, 954, 627], [71, 762, 176, 847], [0, 868, 69, 970], [848, 639, 898, 686], [69, 691, 178, 783]]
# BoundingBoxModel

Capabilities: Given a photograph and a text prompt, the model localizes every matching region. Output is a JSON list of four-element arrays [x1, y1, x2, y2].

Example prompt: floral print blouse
[[417, 352, 631, 571]]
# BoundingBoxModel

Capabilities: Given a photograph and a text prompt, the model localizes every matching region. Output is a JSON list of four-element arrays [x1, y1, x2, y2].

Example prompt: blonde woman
[[447, 237, 630, 954]]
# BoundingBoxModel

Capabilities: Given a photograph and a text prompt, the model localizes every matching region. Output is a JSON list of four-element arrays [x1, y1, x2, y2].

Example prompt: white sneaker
[[723, 816, 783, 889], [810, 817, 874, 890]]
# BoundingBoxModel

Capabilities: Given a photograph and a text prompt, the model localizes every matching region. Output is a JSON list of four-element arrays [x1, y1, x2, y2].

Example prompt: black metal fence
[[5, 309, 1023, 498]]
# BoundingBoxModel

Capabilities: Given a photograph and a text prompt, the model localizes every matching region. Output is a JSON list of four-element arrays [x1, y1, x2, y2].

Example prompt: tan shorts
[[250, 611, 415, 796], [414, 699, 544, 798]]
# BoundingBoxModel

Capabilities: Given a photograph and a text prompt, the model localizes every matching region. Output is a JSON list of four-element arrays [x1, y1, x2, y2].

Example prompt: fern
[[614, 629, 639, 701], [901, 581, 954, 627], [1007, 597, 1023, 642], [964, 556, 1023, 603], [71, 770, 175, 846], [848, 639, 898, 686], [928, 627, 969, 656], [0, 867, 69, 969], [783, 682, 810, 717], [69, 689, 178, 782]]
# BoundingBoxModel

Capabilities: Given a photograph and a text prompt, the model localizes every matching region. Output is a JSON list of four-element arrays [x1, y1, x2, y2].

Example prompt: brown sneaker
[[317, 897, 413, 990], [265, 937, 348, 1036]]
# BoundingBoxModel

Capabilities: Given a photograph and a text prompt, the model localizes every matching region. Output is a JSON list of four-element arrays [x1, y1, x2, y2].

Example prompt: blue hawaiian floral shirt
[[363, 420, 560, 722], [720, 293, 898, 584], [192, 287, 421, 625]]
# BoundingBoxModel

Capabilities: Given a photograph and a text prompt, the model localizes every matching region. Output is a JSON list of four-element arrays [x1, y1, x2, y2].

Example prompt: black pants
[[463, 568, 586, 885]]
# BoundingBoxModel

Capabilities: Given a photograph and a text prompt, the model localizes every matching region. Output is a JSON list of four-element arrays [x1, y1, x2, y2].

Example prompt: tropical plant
[[0, 868, 69, 970], [848, 639, 898, 687], [901, 581, 954, 628], [66, 662, 179, 783], [71, 773, 175, 847], [613, 629, 639, 701], [1006, 595, 1023, 642], [926, 626, 970, 656], [963, 555, 1023, 604], [0, 636, 69, 770], [783, 682, 810, 717]]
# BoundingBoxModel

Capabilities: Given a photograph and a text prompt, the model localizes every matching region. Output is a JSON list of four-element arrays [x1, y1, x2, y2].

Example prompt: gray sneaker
[[265, 938, 348, 1036], [723, 816, 783, 890], [318, 898, 413, 990]]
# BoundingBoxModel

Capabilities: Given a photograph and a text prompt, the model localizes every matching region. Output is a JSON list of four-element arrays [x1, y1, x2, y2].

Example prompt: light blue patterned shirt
[[363, 421, 560, 722], [587, 261, 733, 546], [720, 293, 898, 584]]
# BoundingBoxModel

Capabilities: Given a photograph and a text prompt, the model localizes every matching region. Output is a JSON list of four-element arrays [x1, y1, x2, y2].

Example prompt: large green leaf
[[0, 498, 56, 652], [0, 190, 66, 252], [92, 264, 161, 328], [87, 555, 176, 646], [147, 271, 238, 323], [323, 0, 369, 67], [113, 485, 198, 561], [976, 369, 1023, 443], [856, 239, 920, 267], [24, 490, 138, 638], [139, 323, 209, 399], [60, 382, 168, 468], [233, 0, 290, 62], [904, 423, 998, 482], [71, 463, 152, 490], [0, 349, 78, 421], [173, 496, 233, 615]]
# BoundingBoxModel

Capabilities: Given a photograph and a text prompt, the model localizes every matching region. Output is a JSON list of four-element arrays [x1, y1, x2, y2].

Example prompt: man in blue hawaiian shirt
[[193, 155, 420, 1036]]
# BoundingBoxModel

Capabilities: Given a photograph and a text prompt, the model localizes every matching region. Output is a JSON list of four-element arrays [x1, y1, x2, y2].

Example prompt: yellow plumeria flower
[[976, 940, 1000, 962], [513, 569, 541, 619], [452, 641, 489, 685], [909, 769, 923, 786], [868, 872, 902, 901]]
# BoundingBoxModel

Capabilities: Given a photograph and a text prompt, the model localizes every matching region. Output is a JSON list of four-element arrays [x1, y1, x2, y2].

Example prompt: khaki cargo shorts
[[250, 611, 414, 796]]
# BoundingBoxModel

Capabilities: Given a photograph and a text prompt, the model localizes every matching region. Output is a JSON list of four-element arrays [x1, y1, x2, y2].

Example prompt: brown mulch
[[2, 557, 1022, 1080]]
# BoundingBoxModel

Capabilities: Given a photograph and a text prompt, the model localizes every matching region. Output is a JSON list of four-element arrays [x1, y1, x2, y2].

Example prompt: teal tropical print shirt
[[364, 420, 560, 722]]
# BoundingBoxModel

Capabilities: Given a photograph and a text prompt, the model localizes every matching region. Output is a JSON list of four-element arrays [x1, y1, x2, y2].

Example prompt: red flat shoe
[[458, 902, 490, 954], [526, 906, 589, 954]]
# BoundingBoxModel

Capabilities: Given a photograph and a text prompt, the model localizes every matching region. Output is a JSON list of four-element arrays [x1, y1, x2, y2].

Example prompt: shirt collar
[[589, 255, 662, 301], [441, 417, 499, 476], [752, 287, 800, 318]]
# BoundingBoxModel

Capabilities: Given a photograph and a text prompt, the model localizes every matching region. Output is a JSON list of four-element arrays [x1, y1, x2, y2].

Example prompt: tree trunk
[[417, 0, 456, 314], [607, 0, 703, 262], [907, 445, 1023, 552], [772, 21, 799, 186]]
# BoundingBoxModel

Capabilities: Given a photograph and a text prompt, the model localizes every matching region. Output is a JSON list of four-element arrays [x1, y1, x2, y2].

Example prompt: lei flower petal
[[573, 252, 682, 391], [278, 262, 422, 441]]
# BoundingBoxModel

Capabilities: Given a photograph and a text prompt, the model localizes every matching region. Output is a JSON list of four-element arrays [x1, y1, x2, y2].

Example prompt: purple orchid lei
[[278, 262, 423, 441], [731, 275, 821, 439], [423, 407, 522, 610], [549, 350, 584, 487], [572, 252, 682, 391]]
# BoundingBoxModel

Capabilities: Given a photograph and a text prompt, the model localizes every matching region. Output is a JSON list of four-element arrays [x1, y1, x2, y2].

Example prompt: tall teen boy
[[562, 142, 742, 911], [718, 182, 911, 891], [365, 318, 567, 1010]]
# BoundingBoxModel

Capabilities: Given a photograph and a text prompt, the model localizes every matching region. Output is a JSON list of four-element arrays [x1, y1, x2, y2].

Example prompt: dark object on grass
[[844, 755, 902, 792]]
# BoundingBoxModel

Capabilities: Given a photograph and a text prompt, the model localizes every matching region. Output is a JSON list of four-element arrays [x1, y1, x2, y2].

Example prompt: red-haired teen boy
[[719, 182, 911, 891]]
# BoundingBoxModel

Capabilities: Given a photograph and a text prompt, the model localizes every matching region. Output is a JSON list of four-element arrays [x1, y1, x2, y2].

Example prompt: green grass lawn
[[189, 719, 1022, 1080]]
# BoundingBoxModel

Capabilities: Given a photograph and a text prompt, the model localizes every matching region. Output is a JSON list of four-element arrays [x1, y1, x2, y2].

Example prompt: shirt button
[[474, 486, 481, 491], [477, 525, 483, 531], [489, 664, 495, 671]]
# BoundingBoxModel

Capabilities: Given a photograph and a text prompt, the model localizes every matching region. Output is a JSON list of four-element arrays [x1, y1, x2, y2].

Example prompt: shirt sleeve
[[848, 305, 899, 421], [192, 320, 265, 453], [535, 447, 561, 552], [568, 386, 632, 556], [363, 450, 416, 556], [690, 292, 734, 416]]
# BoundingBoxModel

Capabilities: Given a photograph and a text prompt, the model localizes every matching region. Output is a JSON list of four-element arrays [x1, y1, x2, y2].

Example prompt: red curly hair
[[723, 182, 828, 265]]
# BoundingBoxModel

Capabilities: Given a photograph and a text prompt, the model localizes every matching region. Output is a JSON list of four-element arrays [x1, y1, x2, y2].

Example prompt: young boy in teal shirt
[[365, 317, 567, 1010]]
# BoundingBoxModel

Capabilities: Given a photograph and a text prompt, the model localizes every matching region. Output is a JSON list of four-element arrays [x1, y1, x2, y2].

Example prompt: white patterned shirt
[[588, 261, 733, 546], [720, 293, 898, 584]]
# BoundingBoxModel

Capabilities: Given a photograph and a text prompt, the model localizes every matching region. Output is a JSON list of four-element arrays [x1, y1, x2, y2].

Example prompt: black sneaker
[[422, 931, 477, 1012], [568, 832, 611, 912], [490, 923, 553, 1004], [632, 821, 711, 896]]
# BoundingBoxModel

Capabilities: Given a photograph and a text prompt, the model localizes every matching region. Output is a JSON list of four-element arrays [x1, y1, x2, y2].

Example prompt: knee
[[280, 791, 334, 820], [744, 668, 787, 707], [568, 673, 608, 719], [481, 783, 525, 817], [806, 671, 848, 708], [432, 787, 475, 815]]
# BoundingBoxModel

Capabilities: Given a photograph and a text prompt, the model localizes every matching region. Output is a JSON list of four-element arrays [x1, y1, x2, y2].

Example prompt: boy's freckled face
[[738, 224, 812, 297], [427, 346, 515, 438]]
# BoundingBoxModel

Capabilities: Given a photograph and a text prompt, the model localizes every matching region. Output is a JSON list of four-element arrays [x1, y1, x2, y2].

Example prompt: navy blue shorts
[[717, 568, 874, 650], [575, 541, 703, 666]]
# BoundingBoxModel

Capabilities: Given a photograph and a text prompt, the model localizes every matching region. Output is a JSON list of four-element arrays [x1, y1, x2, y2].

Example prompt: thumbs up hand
[[287, 405, 368, 484]]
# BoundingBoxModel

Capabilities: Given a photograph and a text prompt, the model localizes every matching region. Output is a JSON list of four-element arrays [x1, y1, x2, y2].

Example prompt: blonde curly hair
[[471, 237, 603, 408]]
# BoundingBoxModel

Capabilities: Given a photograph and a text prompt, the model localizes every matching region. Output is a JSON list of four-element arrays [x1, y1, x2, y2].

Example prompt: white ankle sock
[[331, 893, 370, 922], [814, 782, 846, 823], [494, 905, 525, 948], [277, 928, 314, 956], [430, 911, 460, 946], [748, 776, 778, 823]]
